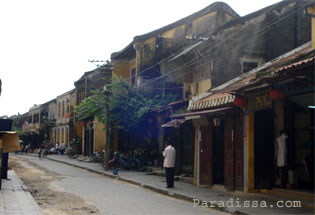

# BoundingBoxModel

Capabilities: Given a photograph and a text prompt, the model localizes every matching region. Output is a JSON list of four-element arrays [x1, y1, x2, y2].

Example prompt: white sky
[[0, 0, 281, 117]]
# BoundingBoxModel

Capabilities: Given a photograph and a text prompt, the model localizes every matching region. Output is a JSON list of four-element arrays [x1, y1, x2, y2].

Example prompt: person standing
[[38, 144, 44, 158], [56, 143, 59, 155], [163, 141, 176, 188], [276, 129, 288, 188]]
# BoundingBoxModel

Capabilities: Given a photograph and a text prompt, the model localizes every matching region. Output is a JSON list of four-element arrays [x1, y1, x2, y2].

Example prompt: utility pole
[[100, 61, 113, 170], [88, 60, 113, 170]]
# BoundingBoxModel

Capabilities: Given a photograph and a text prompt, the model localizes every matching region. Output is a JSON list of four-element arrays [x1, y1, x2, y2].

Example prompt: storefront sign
[[245, 89, 272, 112]]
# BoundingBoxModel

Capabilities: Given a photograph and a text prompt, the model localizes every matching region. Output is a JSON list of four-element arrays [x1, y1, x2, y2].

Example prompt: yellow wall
[[94, 117, 106, 153], [246, 112, 255, 192], [75, 121, 83, 138], [194, 126, 198, 185], [307, 5, 315, 48], [81, 124, 85, 154], [162, 24, 186, 39], [197, 78, 211, 96], [192, 12, 216, 34], [144, 37, 157, 51], [113, 61, 133, 80]]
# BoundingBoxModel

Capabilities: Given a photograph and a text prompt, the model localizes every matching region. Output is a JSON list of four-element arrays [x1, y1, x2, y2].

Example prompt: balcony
[[22, 123, 40, 133]]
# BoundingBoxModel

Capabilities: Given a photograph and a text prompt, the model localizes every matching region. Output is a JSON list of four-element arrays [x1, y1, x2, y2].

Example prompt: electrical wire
[[141, 1, 309, 88], [92, 0, 309, 110]]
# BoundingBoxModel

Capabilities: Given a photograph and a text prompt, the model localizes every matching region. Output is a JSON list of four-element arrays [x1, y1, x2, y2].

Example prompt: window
[[240, 56, 264, 74], [242, 62, 258, 73], [131, 68, 136, 86], [58, 102, 61, 119], [66, 99, 70, 116], [62, 100, 65, 118], [186, 23, 193, 39]]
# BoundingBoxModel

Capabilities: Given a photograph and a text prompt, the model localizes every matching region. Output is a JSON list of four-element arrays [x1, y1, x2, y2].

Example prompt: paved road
[[14, 155, 228, 215]]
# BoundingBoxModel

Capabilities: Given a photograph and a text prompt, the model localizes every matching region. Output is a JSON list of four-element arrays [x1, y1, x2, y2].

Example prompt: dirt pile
[[9, 156, 100, 215]]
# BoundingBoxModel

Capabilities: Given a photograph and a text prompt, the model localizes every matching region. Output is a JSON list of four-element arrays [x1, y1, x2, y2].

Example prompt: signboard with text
[[245, 88, 272, 112]]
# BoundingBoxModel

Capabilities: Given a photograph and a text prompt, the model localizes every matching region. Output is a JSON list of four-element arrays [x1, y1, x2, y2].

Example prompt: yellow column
[[246, 112, 255, 192], [133, 42, 143, 87], [308, 5, 315, 48], [194, 127, 198, 185]]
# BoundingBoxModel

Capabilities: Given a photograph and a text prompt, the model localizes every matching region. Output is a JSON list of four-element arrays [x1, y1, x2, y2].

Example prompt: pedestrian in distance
[[56, 143, 59, 155], [163, 139, 176, 188], [38, 144, 44, 158]]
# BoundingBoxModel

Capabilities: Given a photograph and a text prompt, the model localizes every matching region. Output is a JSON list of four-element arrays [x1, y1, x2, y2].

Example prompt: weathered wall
[[112, 61, 133, 83], [211, 1, 311, 88], [161, 9, 235, 99], [93, 117, 105, 153]]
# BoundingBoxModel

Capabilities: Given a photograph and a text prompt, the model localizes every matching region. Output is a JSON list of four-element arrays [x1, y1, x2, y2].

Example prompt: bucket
[[113, 168, 118, 175]]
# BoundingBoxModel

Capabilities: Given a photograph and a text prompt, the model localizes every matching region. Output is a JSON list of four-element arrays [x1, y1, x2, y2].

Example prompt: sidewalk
[[0, 170, 43, 215], [41, 154, 314, 215]]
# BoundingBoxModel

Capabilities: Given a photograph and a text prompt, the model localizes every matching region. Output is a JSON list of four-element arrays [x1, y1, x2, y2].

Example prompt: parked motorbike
[[109, 152, 141, 170]]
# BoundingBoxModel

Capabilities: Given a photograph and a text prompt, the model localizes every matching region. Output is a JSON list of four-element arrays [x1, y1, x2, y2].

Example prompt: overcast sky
[[0, 0, 281, 117]]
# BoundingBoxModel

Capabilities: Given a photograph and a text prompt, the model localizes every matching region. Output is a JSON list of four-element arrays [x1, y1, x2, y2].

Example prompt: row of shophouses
[[12, 0, 314, 195]]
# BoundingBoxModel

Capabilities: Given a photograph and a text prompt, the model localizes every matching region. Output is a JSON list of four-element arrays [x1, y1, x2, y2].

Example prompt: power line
[[141, 0, 307, 88], [86, 1, 307, 108]]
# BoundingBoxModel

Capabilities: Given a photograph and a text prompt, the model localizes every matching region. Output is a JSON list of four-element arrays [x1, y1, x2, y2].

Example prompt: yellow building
[[51, 89, 75, 149], [74, 66, 112, 156], [111, 2, 238, 91]]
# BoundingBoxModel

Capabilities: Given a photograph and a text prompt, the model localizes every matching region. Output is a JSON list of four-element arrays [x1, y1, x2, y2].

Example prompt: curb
[[43, 156, 248, 215], [18, 154, 313, 215]]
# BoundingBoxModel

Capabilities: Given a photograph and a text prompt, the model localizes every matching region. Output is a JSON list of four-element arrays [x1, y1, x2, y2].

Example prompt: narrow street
[[9, 154, 228, 215]]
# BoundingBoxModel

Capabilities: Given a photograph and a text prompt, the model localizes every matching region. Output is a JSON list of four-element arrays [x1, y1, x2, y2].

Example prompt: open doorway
[[212, 120, 225, 184], [254, 109, 274, 189]]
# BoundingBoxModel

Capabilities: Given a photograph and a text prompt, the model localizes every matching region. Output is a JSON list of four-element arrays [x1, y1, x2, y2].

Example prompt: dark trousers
[[165, 167, 174, 188]]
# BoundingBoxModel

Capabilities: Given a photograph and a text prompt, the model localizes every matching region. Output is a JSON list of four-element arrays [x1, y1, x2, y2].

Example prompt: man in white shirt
[[163, 141, 176, 188]]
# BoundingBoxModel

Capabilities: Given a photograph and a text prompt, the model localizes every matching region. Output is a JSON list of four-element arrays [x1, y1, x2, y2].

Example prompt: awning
[[188, 93, 235, 111], [161, 119, 186, 128], [172, 107, 232, 119]]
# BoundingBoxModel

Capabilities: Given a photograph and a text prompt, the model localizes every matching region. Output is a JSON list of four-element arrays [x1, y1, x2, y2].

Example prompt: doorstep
[[246, 188, 315, 210], [268, 188, 315, 202], [144, 166, 194, 184]]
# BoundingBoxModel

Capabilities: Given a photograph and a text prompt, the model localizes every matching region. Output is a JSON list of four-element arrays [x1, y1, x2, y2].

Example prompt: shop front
[[244, 56, 314, 198], [173, 106, 244, 191]]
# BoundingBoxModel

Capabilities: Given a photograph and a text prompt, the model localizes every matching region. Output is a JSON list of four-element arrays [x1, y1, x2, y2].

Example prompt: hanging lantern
[[79, 121, 84, 127], [213, 118, 221, 126], [234, 97, 245, 108], [269, 88, 285, 102]]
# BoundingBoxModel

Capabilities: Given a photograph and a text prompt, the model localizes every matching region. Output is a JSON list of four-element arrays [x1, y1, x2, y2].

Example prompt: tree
[[75, 75, 175, 132]]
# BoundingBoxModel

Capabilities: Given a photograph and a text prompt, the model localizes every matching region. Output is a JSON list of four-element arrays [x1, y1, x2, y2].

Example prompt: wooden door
[[199, 125, 212, 185], [181, 124, 194, 174], [224, 118, 234, 190], [234, 114, 244, 190]]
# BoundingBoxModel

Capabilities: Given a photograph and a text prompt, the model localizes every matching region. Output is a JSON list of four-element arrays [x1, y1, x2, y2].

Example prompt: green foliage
[[70, 138, 82, 154], [75, 75, 176, 132], [15, 130, 24, 135]]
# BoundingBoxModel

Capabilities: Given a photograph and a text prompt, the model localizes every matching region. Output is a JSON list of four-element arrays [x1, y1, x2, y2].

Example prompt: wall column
[[307, 5, 315, 48], [246, 112, 255, 192]]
